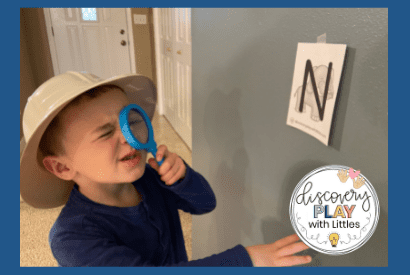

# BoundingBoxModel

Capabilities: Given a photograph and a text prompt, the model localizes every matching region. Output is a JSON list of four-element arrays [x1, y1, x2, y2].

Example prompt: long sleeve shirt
[[49, 162, 253, 267]]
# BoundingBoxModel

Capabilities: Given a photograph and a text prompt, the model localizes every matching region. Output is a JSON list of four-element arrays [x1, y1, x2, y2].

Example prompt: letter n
[[298, 60, 333, 121]]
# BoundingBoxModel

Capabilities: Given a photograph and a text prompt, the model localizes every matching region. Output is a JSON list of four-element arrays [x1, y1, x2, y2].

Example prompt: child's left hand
[[148, 145, 186, 186]]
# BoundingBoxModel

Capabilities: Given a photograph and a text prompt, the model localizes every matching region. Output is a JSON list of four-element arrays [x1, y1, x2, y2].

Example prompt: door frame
[[152, 8, 164, 115], [43, 8, 137, 76], [152, 8, 192, 149]]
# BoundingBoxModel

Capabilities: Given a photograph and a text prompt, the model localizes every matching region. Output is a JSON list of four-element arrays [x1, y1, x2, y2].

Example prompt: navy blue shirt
[[49, 163, 253, 266]]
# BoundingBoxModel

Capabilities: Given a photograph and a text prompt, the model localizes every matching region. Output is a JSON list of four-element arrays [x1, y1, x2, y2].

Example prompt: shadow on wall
[[199, 40, 386, 267], [195, 8, 387, 266], [261, 160, 328, 267], [203, 88, 257, 250]]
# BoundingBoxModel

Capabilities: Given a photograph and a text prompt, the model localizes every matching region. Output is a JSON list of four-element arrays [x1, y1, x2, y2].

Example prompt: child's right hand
[[148, 145, 186, 186], [245, 234, 312, 267]]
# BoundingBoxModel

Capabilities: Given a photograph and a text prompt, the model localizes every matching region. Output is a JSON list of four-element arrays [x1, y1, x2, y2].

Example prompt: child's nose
[[119, 129, 128, 144], [116, 124, 129, 145]]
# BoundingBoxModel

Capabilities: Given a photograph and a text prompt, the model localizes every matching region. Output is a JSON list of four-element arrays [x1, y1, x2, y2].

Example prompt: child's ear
[[42, 156, 75, 181]]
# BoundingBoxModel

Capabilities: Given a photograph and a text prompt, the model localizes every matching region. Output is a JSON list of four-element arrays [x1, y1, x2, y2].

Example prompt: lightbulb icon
[[329, 233, 339, 247]]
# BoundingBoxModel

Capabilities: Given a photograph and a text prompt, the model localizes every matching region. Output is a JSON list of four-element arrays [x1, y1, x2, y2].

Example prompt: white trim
[[153, 8, 164, 115], [126, 8, 137, 74], [43, 8, 60, 75]]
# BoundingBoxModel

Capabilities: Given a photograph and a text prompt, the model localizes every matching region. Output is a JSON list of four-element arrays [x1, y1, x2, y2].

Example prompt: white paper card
[[286, 43, 347, 145]]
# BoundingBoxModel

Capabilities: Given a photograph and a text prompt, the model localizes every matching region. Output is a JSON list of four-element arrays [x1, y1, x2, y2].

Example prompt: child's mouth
[[120, 150, 142, 167], [120, 150, 139, 161]]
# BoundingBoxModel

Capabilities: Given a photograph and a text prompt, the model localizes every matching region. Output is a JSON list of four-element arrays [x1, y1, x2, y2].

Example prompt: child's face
[[58, 88, 148, 186]]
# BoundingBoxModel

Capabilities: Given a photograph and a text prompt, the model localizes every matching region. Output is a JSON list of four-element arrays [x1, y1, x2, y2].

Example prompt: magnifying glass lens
[[128, 109, 148, 144]]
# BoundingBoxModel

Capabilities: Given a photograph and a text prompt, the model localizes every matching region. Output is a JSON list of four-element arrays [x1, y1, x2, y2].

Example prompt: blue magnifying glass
[[119, 104, 163, 166]]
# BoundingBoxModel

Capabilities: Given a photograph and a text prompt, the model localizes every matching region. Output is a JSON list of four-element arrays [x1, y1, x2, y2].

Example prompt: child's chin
[[128, 165, 146, 180]]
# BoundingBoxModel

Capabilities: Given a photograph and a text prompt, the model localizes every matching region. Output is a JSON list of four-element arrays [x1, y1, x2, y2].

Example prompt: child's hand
[[245, 234, 312, 267], [148, 145, 186, 186]]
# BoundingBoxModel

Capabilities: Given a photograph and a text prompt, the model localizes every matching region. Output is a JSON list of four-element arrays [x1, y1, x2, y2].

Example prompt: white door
[[48, 8, 132, 79], [158, 8, 192, 150]]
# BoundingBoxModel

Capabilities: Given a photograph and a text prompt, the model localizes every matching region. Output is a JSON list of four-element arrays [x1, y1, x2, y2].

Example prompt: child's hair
[[38, 84, 124, 158]]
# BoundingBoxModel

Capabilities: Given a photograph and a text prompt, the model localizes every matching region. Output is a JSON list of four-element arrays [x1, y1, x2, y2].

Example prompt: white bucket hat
[[20, 71, 157, 209]]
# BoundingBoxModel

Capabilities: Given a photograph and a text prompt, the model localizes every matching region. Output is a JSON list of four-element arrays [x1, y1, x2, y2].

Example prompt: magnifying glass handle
[[151, 148, 164, 166]]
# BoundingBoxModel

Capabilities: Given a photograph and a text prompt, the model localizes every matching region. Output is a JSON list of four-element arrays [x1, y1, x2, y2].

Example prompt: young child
[[20, 71, 312, 267]]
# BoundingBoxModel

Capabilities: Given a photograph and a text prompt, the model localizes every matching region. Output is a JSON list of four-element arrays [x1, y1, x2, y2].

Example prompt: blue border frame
[[13, 1, 403, 273]]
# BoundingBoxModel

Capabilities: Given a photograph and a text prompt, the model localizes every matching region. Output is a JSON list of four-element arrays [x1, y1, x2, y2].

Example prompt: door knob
[[177, 50, 182, 55], [121, 40, 126, 46], [120, 29, 125, 34]]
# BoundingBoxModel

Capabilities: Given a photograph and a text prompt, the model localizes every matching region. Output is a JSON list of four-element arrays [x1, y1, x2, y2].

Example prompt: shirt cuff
[[224, 244, 254, 267]]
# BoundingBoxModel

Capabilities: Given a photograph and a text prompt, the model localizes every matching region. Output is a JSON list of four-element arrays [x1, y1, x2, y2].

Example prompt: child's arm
[[51, 224, 309, 267], [51, 230, 251, 266], [148, 145, 216, 214]]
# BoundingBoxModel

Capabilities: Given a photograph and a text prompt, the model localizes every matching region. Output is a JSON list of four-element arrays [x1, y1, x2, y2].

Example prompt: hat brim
[[20, 73, 157, 209]]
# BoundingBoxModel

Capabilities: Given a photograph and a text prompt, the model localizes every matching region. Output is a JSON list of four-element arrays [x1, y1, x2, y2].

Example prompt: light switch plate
[[134, 14, 147, 24]]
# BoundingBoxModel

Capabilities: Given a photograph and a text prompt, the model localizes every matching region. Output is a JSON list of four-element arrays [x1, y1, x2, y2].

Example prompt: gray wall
[[191, 8, 387, 266]]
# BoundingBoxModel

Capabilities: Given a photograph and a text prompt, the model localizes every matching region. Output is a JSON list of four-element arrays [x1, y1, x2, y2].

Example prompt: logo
[[289, 165, 379, 255]]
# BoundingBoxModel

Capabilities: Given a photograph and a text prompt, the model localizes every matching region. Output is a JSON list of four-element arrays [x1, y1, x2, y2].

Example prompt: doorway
[[44, 8, 135, 79]]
